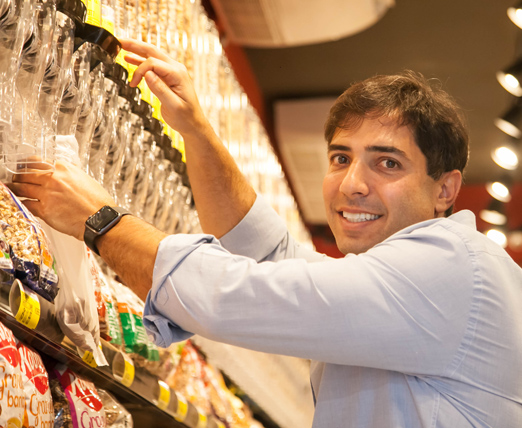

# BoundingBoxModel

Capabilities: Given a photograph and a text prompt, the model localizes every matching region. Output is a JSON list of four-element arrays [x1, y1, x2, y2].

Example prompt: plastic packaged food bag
[[86, 249, 122, 347], [97, 389, 133, 428], [17, 342, 54, 428], [0, 229, 15, 288], [38, 221, 107, 367], [0, 183, 59, 302], [0, 321, 25, 428], [49, 376, 73, 428], [109, 280, 148, 357], [50, 365, 106, 428]]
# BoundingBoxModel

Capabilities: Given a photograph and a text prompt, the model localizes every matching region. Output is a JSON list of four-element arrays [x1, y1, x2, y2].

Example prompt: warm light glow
[[491, 146, 519, 170], [505, 73, 520, 89], [486, 181, 511, 202], [480, 209, 507, 226], [508, 6, 522, 29], [494, 117, 522, 138], [486, 229, 508, 248], [497, 71, 522, 96]]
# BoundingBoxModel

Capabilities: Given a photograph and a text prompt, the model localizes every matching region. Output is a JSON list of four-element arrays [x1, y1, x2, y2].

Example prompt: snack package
[[109, 280, 148, 357], [49, 377, 73, 428], [39, 220, 107, 367], [50, 365, 106, 428], [0, 183, 59, 302], [86, 249, 123, 347], [0, 229, 14, 288], [168, 340, 211, 415], [17, 342, 54, 428], [97, 389, 133, 428], [0, 321, 25, 427], [202, 363, 233, 427]]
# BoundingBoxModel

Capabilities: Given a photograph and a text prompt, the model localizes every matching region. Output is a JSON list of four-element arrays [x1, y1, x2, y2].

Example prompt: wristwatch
[[84, 206, 131, 256]]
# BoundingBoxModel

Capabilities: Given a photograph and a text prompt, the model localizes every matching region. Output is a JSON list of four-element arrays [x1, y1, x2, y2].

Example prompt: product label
[[0, 322, 24, 428], [197, 412, 207, 428], [18, 344, 53, 428], [101, 4, 115, 35], [157, 380, 170, 410], [86, 0, 101, 27], [15, 282, 40, 330], [174, 393, 188, 422], [121, 357, 134, 387]]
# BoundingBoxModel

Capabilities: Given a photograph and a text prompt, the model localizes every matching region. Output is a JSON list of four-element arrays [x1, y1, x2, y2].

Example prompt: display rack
[[0, 293, 226, 428]]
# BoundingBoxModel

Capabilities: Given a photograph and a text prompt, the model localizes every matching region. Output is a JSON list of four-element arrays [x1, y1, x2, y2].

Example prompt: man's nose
[[339, 160, 370, 197]]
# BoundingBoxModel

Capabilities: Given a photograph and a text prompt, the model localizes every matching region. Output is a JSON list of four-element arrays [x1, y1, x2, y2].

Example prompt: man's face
[[323, 117, 447, 255]]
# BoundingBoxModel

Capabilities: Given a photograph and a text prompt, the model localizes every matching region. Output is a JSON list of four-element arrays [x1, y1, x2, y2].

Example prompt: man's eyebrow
[[327, 143, 408, 158], [367, 145, 408, 158]]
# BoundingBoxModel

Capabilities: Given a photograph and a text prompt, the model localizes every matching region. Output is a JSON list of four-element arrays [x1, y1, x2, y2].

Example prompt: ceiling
[[206, 0, 522, 260]]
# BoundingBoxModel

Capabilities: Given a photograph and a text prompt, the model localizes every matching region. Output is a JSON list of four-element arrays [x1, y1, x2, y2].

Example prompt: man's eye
[[332, 154, 348, 164], [382, 159, 399, 169]]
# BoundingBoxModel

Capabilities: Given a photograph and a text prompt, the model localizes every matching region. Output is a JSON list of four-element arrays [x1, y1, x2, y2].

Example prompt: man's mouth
[[341, 212, 381, 223]]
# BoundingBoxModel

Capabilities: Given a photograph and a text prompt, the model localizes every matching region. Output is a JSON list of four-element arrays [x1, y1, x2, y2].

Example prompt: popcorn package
[[0, 321, 25, 428], [0, 183, 59, 302], [17, 343, 53, 428], [50, 365, 106, 428]]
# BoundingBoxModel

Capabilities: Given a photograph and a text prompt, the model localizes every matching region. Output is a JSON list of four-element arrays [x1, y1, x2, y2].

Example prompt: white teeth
[[342, 212, 380, 222]]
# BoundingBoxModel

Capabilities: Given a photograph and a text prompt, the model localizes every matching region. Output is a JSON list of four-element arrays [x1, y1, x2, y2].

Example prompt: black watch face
[[87, 206, 119, 232]]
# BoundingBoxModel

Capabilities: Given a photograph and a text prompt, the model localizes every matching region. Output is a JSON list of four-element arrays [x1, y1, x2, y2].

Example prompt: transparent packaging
[[141, 132, 165, 224], [103, 84, 132, 200], [88, 73, 119, 183], [76, 61, 105, 171], [36, 10, 76, 168], [115, 94, 145, 210]]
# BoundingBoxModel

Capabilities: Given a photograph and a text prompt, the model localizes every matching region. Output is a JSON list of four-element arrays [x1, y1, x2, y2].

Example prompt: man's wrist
[[84, 206, 132, 255]]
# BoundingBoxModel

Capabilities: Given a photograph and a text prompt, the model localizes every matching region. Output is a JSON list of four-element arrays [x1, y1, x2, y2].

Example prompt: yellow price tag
[[81, 351, 97, 368], [215, 421, 226, 428], [86, 0, 101, 26], [197, 412, 207, 428], [15, 282, 40, 330], [174, 394, 188, 422], [121, 357, 135, 387], [157, 380, 170, 410], [101, 4, 115, 35]]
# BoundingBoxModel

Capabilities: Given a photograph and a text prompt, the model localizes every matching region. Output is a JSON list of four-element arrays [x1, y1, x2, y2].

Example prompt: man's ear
[[434, 170, 462, 217]]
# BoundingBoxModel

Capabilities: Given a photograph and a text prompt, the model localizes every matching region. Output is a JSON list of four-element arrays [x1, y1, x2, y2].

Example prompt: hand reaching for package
[[120, 38, 211, 140], [8, 161, 115, 241]]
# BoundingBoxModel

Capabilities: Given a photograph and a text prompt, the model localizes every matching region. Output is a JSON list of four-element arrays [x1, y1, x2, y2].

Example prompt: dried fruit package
[[86, 250, 122, 347], [97, 389, 133, 428], [168, 340, 211, 415], [50, 365, 106, 428], [49, 377, 72, 428], [109, 280, 148, 357], [17, 343, 53, 428], [0, 229, 14, 287], [0, 322, 25, 428], [0, 183, 59, 302]]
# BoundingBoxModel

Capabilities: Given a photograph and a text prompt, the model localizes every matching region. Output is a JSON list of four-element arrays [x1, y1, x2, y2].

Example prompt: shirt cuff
[[219, 194, 288, 261], [142, 233, 219, 347]]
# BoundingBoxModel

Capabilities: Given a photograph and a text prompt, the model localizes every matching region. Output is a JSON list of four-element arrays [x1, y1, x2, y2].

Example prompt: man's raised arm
[[121, 38, 257, 238]]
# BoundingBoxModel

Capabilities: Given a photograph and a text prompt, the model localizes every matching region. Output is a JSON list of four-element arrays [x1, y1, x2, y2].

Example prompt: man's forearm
[[97, 215, 167, 301], [182, 122, 257, 239]]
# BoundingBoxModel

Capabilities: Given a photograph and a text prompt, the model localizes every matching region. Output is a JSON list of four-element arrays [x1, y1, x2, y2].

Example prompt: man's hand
[[8, 160, 116, 241], [120, 38, 210, 139]]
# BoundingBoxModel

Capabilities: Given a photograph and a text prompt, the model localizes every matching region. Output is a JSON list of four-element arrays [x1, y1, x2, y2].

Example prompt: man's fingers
[[130, 58, 184, 93], [11, 170, 51, 185], [119, 38, 174, 64], [6, 182, 43, 200], [20, 199, 41, 218]]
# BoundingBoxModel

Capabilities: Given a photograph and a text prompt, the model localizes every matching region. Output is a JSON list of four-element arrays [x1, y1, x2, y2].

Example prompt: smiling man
[[9, 39, 522, 428]]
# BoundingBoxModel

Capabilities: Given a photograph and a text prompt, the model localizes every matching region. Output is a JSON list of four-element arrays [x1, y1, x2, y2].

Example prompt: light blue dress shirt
[[143, 196, 522, 427]]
